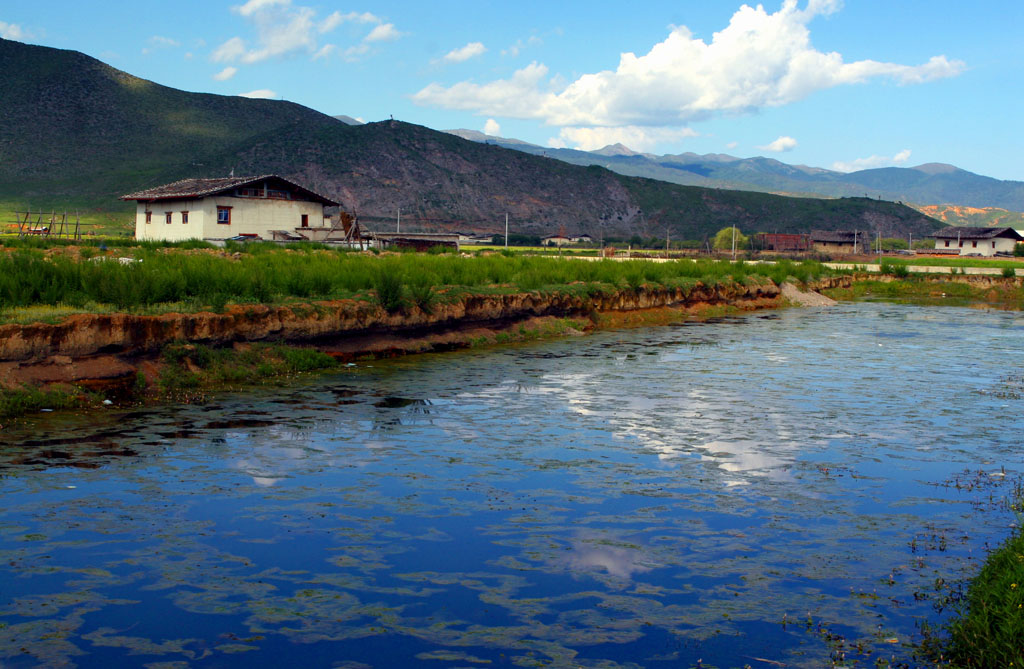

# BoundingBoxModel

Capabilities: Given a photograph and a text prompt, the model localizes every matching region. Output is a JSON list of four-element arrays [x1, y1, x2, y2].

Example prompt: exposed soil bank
[[0, 277, 848, 393]]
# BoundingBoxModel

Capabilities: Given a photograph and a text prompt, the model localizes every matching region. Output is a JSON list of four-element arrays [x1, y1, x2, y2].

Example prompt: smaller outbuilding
[[928, 226, 1023, 257], [810, 230, 868, 255], [755, 233, 810, 252]]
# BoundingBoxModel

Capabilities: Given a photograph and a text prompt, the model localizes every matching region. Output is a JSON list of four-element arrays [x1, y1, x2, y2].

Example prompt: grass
[[0, 384, 95, 418], [0, 246, 833, 321], [157, 342, 339, 398], [941, 530, 1024, 666], [924, 482, 1024, 667], [884, 256, 1024, 269], [822, 278, 1024, 309]]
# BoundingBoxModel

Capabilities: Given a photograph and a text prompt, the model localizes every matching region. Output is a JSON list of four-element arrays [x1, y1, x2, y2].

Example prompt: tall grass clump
[[374, 270, 405, 312], [0, 247, 833, 315]]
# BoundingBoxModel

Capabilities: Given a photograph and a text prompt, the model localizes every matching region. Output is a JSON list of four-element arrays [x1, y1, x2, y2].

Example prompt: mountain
[[446, 130, 1024, 213], [0, 37, 941, 239]]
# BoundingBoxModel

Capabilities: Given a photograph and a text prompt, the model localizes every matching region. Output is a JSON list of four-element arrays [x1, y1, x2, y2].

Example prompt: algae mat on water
[[1, 302, 1022, 668]]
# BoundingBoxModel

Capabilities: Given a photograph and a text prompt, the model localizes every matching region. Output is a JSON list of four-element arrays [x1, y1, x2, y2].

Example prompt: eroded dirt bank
[[0, 277, 849, 391]]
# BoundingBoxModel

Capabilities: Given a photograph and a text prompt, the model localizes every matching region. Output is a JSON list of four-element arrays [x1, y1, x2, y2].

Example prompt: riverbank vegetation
[[0, 244, 831, 322], [822, 277, 1024, 309]]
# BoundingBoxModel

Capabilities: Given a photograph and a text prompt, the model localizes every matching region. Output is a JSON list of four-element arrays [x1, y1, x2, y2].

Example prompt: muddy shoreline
[[0, 277, 852, 394]]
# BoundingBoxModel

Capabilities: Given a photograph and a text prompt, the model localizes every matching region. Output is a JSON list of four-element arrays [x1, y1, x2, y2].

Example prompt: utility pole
[[397, 207, 401, 233], [731, 225, 737, 261], [504, 212, 508, 249]]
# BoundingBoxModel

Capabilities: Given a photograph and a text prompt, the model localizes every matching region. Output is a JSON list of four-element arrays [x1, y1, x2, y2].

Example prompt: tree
[[713, 226, 749, 251]]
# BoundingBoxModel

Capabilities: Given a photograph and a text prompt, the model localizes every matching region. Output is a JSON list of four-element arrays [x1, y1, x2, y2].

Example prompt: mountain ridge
[[444, 129, 1024, 214], [0, 37, 942, 239]]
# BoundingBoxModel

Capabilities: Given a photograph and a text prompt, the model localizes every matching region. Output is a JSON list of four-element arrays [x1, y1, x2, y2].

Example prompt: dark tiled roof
[[928, 226, 1023, 241], [810, 230, 862, 243], [121, 175, 338, 206]]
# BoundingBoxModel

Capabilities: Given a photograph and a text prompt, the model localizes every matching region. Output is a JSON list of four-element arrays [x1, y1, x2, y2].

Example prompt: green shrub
[[374, 270, 405, 312], [1002, 266, 1016, 278]]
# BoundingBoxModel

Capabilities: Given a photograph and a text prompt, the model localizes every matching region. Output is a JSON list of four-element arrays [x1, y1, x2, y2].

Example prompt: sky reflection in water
[[1, 303, 1023, 667]]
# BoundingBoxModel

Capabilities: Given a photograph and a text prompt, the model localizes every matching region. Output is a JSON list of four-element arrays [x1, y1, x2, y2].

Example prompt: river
[[2, 302, 1022, 667]]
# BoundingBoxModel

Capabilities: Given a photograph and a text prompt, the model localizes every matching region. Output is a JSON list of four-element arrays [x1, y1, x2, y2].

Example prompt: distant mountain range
[[446, 129, 1024, 222], [0, 37, 941, 240]]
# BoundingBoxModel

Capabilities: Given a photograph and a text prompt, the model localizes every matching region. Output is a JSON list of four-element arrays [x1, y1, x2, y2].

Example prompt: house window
[[165, 212, 173, 224], [145, 211, 152, 224], [959, 241, 964, 247], [181, 211, 189, 224], [992, 241, 996, 248], [972, 241, 977, 248], [300, 214, 309, 228], [944, 240, 949, 247], [217, 206, 232, 225]]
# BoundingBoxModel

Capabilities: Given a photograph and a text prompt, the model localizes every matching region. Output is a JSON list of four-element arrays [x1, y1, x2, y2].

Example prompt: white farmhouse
[[928, 226, 1023, 257], [123, 175, 338, 242]]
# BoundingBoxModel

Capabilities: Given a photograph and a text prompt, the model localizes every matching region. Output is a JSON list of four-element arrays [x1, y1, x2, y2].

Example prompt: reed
[[0, 248, 833, 315]]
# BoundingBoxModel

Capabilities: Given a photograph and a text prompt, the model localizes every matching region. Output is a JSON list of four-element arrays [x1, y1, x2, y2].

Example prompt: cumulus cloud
[[239, 89, 277, 98], [440, 41, 486, 64], [212, 2, 398, 65], [0, 21, 30, 40], [213, 66, 238, 81], [142, 35, 180, 54], [483, 118, 501, 136], [413, 0, 964, 143], [364, 23, 402, 43], [502, 36, 542, 58], [833, 148, 912, 172], [758, 135, 798, 152], [556, 126, 699, 152]]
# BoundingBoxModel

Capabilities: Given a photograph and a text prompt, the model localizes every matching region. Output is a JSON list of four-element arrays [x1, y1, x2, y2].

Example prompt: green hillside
[[0, 37, 943, 240]]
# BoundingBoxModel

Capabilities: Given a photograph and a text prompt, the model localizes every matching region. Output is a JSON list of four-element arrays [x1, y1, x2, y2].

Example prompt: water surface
[[2, 302, 1023, 668]]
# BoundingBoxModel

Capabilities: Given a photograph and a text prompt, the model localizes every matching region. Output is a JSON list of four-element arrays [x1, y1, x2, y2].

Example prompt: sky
[[3, 0, 1023, 181]]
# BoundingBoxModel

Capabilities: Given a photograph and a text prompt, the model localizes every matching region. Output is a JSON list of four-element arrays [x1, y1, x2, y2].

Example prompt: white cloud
[[142, 35, 180, 54], [555, 126, 699, 152], [239, 89, 277, 99], [320, 11, 380, 33], [212, 36, 247, 63], [726, 141, 739, 149], [343, 44, 370, 61], [833, 148, 912, 172], [213, 2, 395, 65], [440, 42, 486, 64], [312, 44, 335, 60], [213, 66, 238, 81], [758, 135, 798, 152], [413, 0, 965, 143], [364, 23, 402, 43], [235, 0, 290, 17], [503, 36, 542, 58], [483, 119, 501, 136], [0, 21, 29, 40]]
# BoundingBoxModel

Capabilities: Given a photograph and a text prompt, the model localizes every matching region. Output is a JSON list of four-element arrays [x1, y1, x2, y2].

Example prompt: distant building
[[755, 233, 810, 252], [123, 175, 338, 242], [928, 226, 1024, 257], [541, 234, 572, 247], [368, 232, 460, 251], [810, 230, 867, 255], [570, 234, 593, 244]]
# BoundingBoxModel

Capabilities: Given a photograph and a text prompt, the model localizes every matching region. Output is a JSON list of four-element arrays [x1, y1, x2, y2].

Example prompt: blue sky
[[4, 1, 1022, 181]]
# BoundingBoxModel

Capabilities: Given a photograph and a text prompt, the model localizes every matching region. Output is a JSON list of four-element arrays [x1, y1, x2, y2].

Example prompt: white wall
[[134, 196, 325, 241], [933, 237, 1017, 256], [135, 199, 204, 241], [202, 196, 324, 239]]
